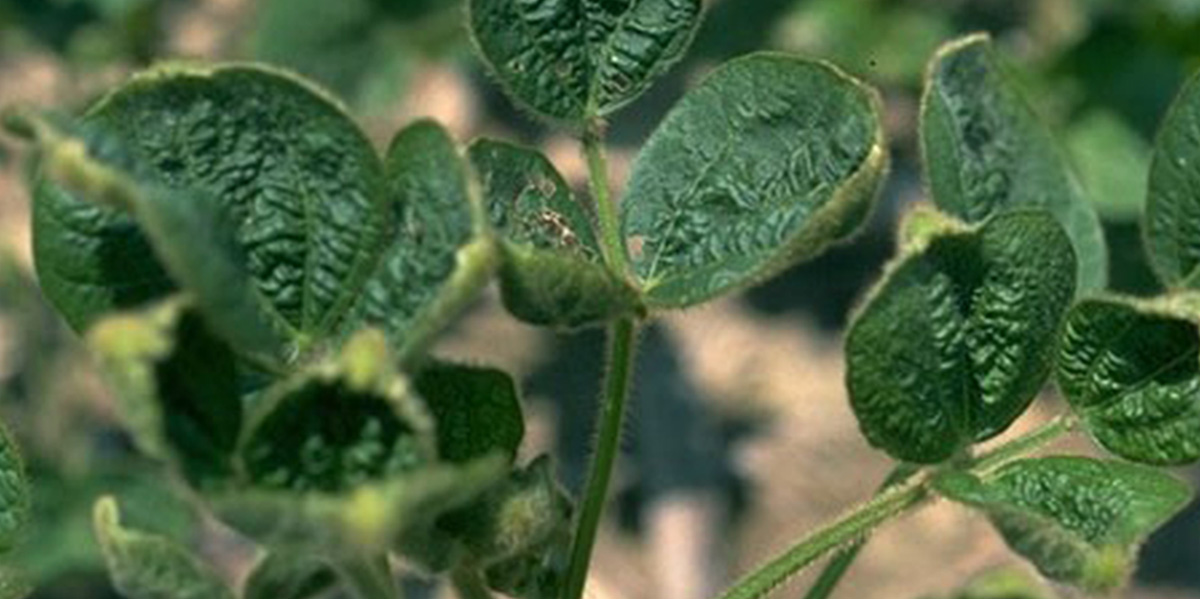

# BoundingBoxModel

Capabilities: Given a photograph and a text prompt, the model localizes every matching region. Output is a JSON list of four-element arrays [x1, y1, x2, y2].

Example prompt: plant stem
[[719, 477, 931, 599], [451, 567, 494, 599], [336, 555, 399, 599], [560, 316, 639, 599], [583, 126, 629, 277], [801, 464, 920, 599], [970, 415, 1074, 473]]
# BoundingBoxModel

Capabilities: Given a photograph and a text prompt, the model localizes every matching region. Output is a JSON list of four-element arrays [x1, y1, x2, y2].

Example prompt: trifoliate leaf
[[622, 53, 888, 308], [341, 120, 496, 360], [87, 297, 241, 488], [934, 457, 1192, 594], [1145, 69, 1200, 288], [92, 496, 235, 599], [468, 138, 640, 328], [468, 0, 703, 124], [1058, 294, 1200, 465], [921, 34, 1107, 291], [847, 210, 1076, 463], [415, 361, 525, 464]]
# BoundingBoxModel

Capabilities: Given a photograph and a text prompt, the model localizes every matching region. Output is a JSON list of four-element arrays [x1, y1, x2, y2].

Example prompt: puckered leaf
[[621, 53, 888, 308], [10, 111, 285, 362], [341, 120, 496, 360], [1057, 294, 1200, 465], [846, 210, 1076, 463], [26, 64, 386, 350], [92, 496, 235, 599], [921, 34, 1107, 292], [242, 551, 335, 599], [88, 297, 241, 488], [415, 361, 525, 463], [468, 138, 640, 328], [468, 0, 703, 124], [0, 422, 29, 553], [1145, 69, 1200, 288], [934, 457, 1192, 594]]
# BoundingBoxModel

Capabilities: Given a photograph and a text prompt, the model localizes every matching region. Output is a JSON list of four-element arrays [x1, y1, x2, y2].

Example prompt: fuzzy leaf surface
[[92, 497, 235, 599], [468, 0, 703, 123], [622, 53, 887, 307], [934, 457, 1191, 593], [469, 138, 637, 327], [1145, 70, 1200, 288], [847, 211, 1076, 463], [921, 34, 1106, 291], [1058, 295, 1200, 465], [30, 65, 385, 348], [342, 120, 495, 359]]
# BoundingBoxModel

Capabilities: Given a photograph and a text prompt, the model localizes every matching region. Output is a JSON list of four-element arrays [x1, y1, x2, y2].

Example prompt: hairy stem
[[560, 316, 639, 599], [802, 464, 920, 599], [583, 126, 629, 277], [336, 555, 399, 599], [451, 567, 494, 599]]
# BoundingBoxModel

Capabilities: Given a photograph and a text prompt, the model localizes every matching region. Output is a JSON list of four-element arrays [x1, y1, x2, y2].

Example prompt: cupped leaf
[[1145, 69, 1200, 288], [88, 297, 241, 489], [621, 53, 888, 308], [10, 111, 285, 362], [415, 361, 525, 463], [468, 138, 639, 328], [92, 496, 235, 599], [847, 210, 1076, 463], [341, 120, 496, 360], [28, 64, 387, 348], [468, 0, 703, 124], [921, 33, 1107, 292], [1057, 294, 1200, 465], [0, 422, 29, 553], [933, 457, 1192, 593], [242, 551, 336, 599]]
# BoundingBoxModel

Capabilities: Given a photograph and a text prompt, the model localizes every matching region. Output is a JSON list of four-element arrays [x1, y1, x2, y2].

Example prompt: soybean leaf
[[469, 138, 640, 328], [222, 330, 506, 553], [88, 297, 241, 489], [341, 120, 496, 360], [921, 33, 1107, 291], [1057, 294, 1200, 465], [622, 53, 888, 308], [1145, 69, 1200, 288], [242, 551, 336, 599], [934, 457, 1192, 594], [0, 422, 29, 553], [92, 496, 235, 599], [415, 360, 525, 463], [27, 64, 387, 349], [8, 111, 285, 362], [468, 0, 703, 124], [846, 210, 1076, 463]]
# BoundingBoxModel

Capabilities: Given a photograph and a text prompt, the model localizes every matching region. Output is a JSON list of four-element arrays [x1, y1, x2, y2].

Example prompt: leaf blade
[[1145, 69, 1200, 288]]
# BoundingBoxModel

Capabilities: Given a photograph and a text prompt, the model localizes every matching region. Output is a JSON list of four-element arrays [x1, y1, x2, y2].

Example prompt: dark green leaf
[[29, 64, 387, 347], [934, 457, 1192, 593], [415, 361, 524, 463], [468, 0, 703, 124], [87, 297, 241, 488], [469, 138, 639, 327], [622, 53, 888, 308], [0, 422, 29, 553], [342, 120, 496, 360], [1145, 69, 1200, 288], [921, 34, 1107, 291], [1057, 294, 1200, 465], [847, 210, 1076, 463], [242, 551, 335, 599], [92, 496, 235, 599]]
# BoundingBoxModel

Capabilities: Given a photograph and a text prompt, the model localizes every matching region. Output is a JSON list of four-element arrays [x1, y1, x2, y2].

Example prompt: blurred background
[[1, 0, 1200, 597]]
